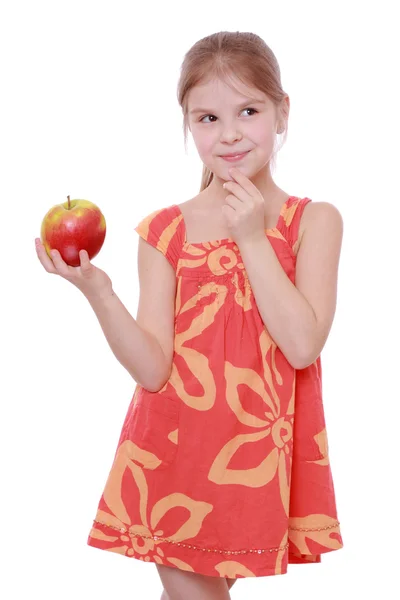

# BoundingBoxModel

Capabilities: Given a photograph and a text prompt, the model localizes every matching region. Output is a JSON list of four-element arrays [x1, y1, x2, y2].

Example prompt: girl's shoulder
[[134, 204, 184, 271], [288, 199, 341, 256], [278, 196, 313, 255]]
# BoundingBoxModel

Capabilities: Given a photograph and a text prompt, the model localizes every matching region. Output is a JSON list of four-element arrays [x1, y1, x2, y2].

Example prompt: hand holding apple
[[35, 238, 113, 302], [40, 196, 106, 267], [36, 196, 112, 301]]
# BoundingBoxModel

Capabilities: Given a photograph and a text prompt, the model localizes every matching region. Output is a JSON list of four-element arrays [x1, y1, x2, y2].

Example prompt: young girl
[[35, 31, 344, 600]]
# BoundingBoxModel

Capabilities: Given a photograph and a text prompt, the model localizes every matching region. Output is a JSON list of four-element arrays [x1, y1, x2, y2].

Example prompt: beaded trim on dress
[[93, 519, 289, 556]]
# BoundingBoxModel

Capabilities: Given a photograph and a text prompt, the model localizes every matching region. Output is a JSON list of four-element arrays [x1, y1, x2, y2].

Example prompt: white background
[[1, 0, 399, 598]]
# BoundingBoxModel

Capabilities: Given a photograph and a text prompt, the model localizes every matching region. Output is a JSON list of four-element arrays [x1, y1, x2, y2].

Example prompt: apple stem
[[67, 195, 71, 210]]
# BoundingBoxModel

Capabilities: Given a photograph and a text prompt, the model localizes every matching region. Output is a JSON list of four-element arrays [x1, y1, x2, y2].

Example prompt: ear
[[276, 95, 290, 133], [281, 95, 290, 121]]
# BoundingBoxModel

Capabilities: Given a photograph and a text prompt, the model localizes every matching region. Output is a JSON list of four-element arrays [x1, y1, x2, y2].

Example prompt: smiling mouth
[[220, 150, 251, 160]]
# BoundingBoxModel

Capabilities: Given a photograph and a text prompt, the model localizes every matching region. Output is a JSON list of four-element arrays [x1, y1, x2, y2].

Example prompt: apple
[[40, 196, 106, 267]]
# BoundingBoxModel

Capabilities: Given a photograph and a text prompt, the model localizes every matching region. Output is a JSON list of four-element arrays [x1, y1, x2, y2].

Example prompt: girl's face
[[187, 76, 284, 184]]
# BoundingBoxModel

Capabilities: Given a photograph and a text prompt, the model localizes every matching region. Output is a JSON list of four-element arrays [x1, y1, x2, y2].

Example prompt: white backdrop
[[1, 0, 399, 598]]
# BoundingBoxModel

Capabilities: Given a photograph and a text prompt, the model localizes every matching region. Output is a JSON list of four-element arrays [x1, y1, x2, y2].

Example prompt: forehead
[[187, 76, 269, 111]]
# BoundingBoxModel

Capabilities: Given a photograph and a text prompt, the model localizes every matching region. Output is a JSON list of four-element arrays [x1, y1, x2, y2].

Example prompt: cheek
[[250, 122, 274, 147], [192, 132, 215, 159]]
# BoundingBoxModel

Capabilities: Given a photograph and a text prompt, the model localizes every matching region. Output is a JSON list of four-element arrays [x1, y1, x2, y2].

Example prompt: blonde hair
[[177, 31, 289, 192]]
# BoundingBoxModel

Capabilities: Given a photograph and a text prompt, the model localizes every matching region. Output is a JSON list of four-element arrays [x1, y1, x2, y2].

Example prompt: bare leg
[[156, 563, 231, 600], [160, 577, 236, 599], [226, 577, 237, 590]]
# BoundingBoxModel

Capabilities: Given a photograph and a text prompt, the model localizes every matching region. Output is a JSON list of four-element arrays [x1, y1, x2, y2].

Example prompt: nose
[[219, 122, 243, 144]]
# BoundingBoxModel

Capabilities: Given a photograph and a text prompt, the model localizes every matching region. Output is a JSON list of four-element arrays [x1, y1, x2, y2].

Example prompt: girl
[[35, 31, 344, 600]]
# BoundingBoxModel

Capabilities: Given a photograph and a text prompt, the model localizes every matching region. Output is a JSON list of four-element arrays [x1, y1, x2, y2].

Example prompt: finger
[[227, 167, 257, 195], [35, 238, 57, 274], [224, 194, 243, 211], [79, 249, 92, 275], [223, 181, 248, 203], [50, 247, 73, 277]]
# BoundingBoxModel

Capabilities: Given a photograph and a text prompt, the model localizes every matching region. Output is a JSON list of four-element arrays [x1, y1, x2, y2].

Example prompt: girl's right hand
[[35, 238, 113, 301]]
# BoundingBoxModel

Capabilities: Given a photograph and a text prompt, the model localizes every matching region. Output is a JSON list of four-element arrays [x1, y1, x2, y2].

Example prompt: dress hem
[[86, 517, 342, 578], [87, 537, 290, 578]]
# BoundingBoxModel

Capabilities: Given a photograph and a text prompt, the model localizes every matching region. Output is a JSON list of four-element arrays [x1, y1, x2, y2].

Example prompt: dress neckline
[[173, 196, 296, 247]]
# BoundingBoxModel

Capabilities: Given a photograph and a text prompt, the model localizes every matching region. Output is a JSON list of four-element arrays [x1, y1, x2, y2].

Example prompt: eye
[[199, 107, 258, 123]]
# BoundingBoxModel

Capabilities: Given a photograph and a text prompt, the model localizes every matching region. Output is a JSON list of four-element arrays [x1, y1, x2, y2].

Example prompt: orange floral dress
[[87, 196, 343, 579]]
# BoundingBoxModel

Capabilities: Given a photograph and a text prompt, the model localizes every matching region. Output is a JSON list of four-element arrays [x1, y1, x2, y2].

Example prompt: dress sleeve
[[280, 197, 312, 255], [134, 205, 183, 271]]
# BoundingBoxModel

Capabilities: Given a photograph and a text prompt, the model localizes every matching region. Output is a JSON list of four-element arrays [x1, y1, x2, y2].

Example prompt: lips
[[220, 150, 251, 162], [220, 150, 249, 157]]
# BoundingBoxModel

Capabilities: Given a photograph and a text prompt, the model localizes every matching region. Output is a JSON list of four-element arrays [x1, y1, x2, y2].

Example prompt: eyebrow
[[189, 98, 265, 115]]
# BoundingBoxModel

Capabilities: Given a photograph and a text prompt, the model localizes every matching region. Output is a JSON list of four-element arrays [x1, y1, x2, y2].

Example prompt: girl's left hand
[[221, 167, 266, 245]]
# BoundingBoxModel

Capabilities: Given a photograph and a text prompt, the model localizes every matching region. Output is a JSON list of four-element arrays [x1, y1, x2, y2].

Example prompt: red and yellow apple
[[40, 196, 106, 267]]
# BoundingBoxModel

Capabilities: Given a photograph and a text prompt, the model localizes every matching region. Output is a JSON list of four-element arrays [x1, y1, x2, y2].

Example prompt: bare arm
[[86, 291, 169, 392], [85, 237, 176, 392], [35, 234, 176, 392], [238, 202, 343, 369]]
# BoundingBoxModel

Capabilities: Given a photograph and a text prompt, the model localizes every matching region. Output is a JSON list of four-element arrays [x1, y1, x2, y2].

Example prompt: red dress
[[87, 197, 343, 578]]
